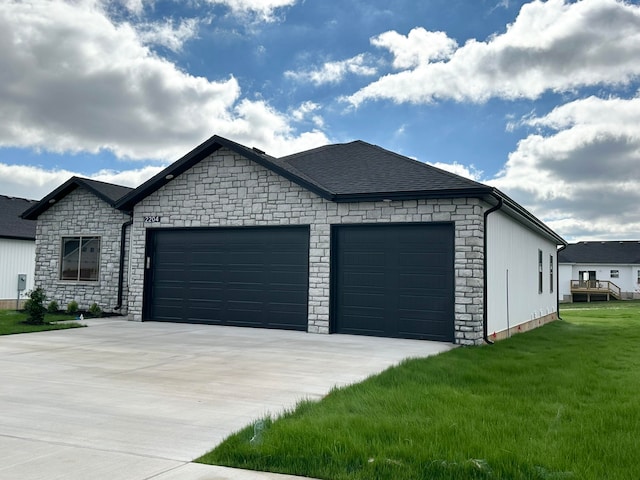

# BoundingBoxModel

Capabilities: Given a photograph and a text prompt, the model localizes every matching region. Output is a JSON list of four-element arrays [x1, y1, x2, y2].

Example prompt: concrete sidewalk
[[0, 319, 453, 479]]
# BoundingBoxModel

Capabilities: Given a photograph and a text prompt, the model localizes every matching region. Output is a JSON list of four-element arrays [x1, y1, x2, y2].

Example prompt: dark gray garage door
[[333, 223, 454, 342], [144, 226, 309, 330]]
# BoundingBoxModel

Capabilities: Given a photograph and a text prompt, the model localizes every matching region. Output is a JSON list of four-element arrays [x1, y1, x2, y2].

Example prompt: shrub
[[88, 303, 102, 317], [47, 300, 59, 313], [66, 300, 79, 315], [24, 287, 47, 325]]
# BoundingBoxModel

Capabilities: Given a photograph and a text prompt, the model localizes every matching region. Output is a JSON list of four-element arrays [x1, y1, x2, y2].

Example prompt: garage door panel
[[269, 271, 308, 285], [343, 292, 387, 309], [340, 314, 386, 335], [343, 252, 386, 267], [398, 272, 450, 289], [399, 294, 449, 312], [189, 286, 223, 300], [154, 285, 185, 298], [226, 271, 265, 284], [334, 223, 454, 342], [146, 226, 309, 330], [398, 252, 448, 267], [343, 272, 385, 288], [267, 289, 307, 303], [397, 320, 450, 341], [189, 275, 224, 285]]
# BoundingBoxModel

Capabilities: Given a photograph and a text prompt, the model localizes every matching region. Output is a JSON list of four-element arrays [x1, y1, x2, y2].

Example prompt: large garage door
[[333, 223, 454, 342], [145, 226, 309, 330]]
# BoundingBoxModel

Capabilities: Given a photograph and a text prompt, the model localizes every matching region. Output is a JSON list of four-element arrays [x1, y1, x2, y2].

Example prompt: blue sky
[[1, 0, 639, 241]]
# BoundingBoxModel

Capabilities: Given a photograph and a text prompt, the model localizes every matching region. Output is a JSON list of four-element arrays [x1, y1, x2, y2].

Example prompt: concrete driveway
[[0, 318, 453, 480]]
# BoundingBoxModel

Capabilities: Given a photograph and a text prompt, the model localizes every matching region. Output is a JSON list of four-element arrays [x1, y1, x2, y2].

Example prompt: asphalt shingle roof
[[278, 141, 490, 197], [559, 241, 640, 264], [79, 178, 134, 204], [21, 135, 564, 245], [0, 195, 37, 240]]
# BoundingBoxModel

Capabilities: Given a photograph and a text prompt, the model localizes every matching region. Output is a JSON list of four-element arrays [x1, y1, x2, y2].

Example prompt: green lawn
[[0, 310, 84, 335], [197, 301, 640, 480]]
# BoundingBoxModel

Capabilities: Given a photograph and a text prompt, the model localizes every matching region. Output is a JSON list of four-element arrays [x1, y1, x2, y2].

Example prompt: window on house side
[[538, 249, 543, 294], [60, 236, 101, 281], [610, 270, 619, 278], [550, 255, 554, 293]]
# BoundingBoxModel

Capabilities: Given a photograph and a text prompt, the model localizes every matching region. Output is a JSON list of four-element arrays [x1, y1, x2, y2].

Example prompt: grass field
[[197, 301, 640, 480], [0, 310, 84, 335]]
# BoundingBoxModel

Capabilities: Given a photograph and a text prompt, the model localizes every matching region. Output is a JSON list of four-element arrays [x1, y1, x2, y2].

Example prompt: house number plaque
[[144, 216, 161, 223]]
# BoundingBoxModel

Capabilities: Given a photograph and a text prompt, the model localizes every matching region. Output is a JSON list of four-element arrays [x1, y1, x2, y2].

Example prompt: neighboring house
[[23, 135, 566, 344], [558, 241, 640, 302], [0, 195, 37, 309]]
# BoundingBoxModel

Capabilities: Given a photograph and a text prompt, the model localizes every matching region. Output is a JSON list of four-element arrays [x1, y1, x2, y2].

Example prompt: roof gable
[[559, 241, 640, 264], [116, 135, 332, 210], [22, 177, 133, 220], [0, 195, 37, 240]]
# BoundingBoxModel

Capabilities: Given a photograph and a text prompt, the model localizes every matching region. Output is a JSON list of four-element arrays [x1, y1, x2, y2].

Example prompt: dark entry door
[[333, 223, 454, 342], [145, 226, 309, 330]]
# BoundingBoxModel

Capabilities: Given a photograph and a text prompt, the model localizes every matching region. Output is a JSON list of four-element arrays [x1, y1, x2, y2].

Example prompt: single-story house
[[558, 241, 640, 302], [0, 195, 37, 309], [23, 135, 566, 344]]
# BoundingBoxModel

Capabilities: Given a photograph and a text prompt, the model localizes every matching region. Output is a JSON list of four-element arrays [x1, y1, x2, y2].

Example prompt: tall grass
[[198, 302, 640, 479]]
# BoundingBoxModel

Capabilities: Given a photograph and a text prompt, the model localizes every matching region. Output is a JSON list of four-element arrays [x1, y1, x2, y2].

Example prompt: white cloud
[[285, 54, 377, 86], [371, 28, 458, 69], [347, 0, 640, 106], [116, 0, 147, 16], [490, 96, 640, 240], [0, 162, 163, 200], [428, 161, 484, 181], [220, 99, 328, 156], [137, 17, 200, 52], [203, 0, 297, 22], [0, 0, 327, 163], [290, 101, 325, 129]]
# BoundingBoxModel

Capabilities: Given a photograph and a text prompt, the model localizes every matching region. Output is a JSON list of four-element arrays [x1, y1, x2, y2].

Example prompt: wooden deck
[[570, 280, 621, 302]]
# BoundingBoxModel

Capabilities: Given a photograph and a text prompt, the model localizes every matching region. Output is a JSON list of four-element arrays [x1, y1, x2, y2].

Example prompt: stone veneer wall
[[129, 148, 488, 345], [35, 188, 131, 313]]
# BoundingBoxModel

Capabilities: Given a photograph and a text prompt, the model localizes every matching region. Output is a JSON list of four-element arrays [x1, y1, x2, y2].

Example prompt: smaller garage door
[[333, 223, 454, 342], [144, 226, 309, 330]]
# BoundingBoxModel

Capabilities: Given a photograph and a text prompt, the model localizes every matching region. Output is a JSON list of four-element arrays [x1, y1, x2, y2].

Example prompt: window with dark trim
[[538, 249, 543, 294], [550, 254, 554, 293], [60, 236, 101, 281]]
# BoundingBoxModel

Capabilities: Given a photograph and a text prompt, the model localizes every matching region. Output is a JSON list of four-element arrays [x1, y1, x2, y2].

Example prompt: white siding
[[0, 238, 35, 302], [559, 264, 573, 301], [486, 210, 558, 335]]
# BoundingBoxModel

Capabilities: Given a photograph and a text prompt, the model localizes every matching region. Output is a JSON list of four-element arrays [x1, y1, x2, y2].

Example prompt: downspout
[[483, 192, 503, 345], [114, 216, 133, 311], [556, 244, 567, 321]]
